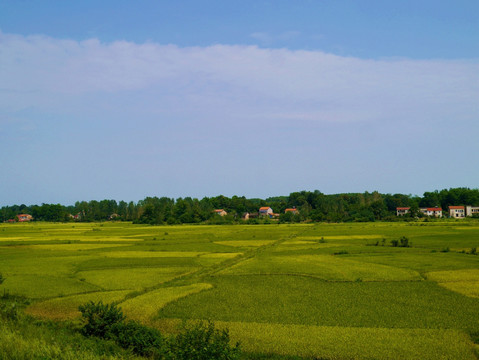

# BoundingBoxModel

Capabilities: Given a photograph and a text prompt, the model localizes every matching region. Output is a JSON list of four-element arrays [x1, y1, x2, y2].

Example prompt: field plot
[[1, 221, 479, 359]]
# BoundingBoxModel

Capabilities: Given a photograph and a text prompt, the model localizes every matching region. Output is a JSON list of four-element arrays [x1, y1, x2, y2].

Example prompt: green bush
[[110, 320, 167, 357], [78, 302, 240, 359], [78, 301, 125, 338], [399, 236, 411, 247], [0, 301, 18, 321], [169, 321, 241, 360], [391, 236, 411, 248]]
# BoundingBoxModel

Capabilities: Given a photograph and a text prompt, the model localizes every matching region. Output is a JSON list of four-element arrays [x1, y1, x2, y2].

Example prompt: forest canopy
[[2, 188, 479, 224]]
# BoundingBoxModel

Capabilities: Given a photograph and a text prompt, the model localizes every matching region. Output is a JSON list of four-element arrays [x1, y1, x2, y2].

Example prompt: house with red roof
[[449, 206, 465, 218], [259, 207, 273, 217], [396, 207, 410, 216], [16, 214, 33, 222], [285, 208, 299, 214], [213, 209, 227, 216], [419, 207, 442, 218]]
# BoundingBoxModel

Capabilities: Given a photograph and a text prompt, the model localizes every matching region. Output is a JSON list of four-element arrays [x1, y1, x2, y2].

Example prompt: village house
[[241, 212, 250, 220], [396, 207, 410, 216], [17, 214, 33, 222], [419, 207, 442, 217], [285, 208, 299, 214], [466, 206, 479, 217], [213, 209, 227, 216], [259, 207, 273, 217], [449, 206, 465, 218]]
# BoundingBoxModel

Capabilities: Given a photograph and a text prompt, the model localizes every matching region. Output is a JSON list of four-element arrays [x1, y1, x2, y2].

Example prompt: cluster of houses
[[396, 206, 479, 218], [4, 214, 33, 222], [8, 206, 479, 222], [214, 207, 299, 220]]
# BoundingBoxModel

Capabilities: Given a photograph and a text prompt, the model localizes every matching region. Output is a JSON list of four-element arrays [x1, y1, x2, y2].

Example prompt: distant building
[[213, 209, 227, 216], [241, 212, 250, 220], [16, 214, 33, 222], [259, 207, 273, 217], [396, 207, 410, 216], [419, 208, 442, 217], [285, 208, 299, 214], [449, 206, 465, 218], [466, 206, 479, 217]]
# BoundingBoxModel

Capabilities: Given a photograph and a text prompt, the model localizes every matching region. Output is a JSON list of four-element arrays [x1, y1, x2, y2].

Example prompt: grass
[[26, 290, 131, 320], [120, 283, 213, 323], [158, 275, 479, 331], [3, 274, 101, 299], [221, 321, 477, 360], [102, 251, 208, 258], [1, 221, 479, 359], [76, 267, 197, 291], [214, 240, 277, 247], [219, 254, 422, 281], [0, 313, 140, 359], [427, 269, 479, 298]]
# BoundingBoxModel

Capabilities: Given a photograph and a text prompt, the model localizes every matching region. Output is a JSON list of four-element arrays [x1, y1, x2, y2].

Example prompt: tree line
[[2, 187, 479, 224]]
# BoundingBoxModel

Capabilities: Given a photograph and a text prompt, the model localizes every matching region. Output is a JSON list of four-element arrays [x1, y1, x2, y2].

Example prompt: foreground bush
[[79, 301, 125, 338], [79, 301, 241, 359], [110, 320, 167, 358], [170, 321, 241, 360]]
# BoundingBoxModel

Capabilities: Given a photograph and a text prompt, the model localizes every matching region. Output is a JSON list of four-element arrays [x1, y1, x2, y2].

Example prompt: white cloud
[[1, 31, 477, 128]]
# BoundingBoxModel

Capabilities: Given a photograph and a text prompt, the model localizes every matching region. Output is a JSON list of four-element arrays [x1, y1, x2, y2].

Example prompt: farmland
[[1, 221, 479, 359]]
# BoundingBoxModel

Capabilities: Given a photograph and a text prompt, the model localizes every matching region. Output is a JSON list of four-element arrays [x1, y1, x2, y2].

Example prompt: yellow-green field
[[1, 221, 479, 359]]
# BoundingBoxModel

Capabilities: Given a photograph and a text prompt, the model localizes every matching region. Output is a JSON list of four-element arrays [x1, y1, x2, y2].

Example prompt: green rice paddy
[[1, 221, 479, 359]]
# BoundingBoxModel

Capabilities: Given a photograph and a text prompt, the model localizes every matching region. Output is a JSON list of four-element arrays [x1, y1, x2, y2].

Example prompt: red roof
[[449, 206, 464, 210], [396, 207, 410, 210], [285, 208, 298, 212], [259, 207, 271, 211], [427, 208, 442, 211]]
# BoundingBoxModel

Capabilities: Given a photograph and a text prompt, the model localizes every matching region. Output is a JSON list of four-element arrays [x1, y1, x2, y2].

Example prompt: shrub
[[78, 302, 241, 359], [170, 321, 241, 360], [110, 320, 167, 357], [0, 301, 18, 321], [78, 301, 125, 338], [391, 237, 411, 248], [399, 236, 411, 247]]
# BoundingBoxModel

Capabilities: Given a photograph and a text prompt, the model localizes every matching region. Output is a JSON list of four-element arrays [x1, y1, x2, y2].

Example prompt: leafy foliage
[[78, 301, 125, 338], [391, 236, 411, 247], [78, 301, 240, 359], [3, 187, 479, 223], [110, 320, 166, 357], [170, 321, 241, 360]]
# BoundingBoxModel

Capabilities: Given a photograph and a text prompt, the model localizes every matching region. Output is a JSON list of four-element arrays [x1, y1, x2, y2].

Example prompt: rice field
[[1, 221, 479, 359]]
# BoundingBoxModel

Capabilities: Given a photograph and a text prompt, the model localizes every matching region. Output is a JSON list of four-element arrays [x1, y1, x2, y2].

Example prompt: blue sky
[[1, 1, 478, 205]]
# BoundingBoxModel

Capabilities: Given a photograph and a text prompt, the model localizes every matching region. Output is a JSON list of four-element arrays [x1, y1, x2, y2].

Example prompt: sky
[[1, 0, 478, 205]]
